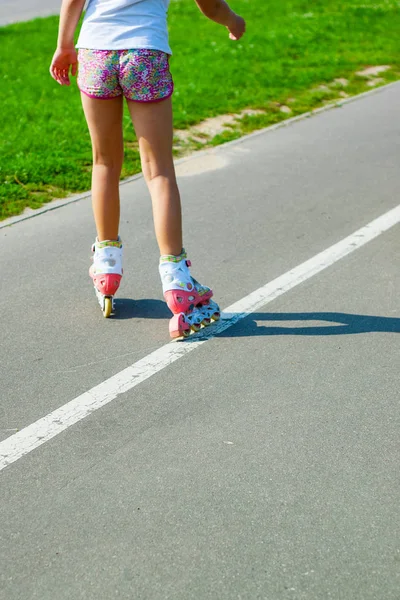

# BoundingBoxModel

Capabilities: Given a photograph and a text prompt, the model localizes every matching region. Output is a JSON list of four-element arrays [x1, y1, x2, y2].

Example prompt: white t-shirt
[[76, 0, 172, 54]]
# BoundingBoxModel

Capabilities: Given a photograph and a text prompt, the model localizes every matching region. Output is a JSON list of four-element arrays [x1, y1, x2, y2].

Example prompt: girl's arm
[[194, 0, 245, 40], [50, 0, 86, 86]]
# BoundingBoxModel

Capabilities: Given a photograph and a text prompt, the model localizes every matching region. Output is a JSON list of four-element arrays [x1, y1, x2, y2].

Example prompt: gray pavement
[[1, 84, 399, 599], [0, 0, 60, 25]]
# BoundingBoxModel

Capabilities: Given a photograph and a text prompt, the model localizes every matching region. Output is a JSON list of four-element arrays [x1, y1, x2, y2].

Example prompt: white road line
[[1, 205, 399, 471]]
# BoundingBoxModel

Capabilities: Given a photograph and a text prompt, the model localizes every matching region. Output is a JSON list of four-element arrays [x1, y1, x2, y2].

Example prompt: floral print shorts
[[77, 49, 173, 102]]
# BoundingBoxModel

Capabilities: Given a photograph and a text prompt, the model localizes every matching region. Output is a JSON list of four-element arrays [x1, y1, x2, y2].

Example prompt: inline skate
[[89, 238, 123, 317], [159, 249, 220, 338]]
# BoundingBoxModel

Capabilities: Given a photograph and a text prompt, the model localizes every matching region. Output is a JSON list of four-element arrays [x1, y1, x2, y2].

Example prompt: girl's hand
[[50, 47, 78, 86], [227, 13, 246, 40]]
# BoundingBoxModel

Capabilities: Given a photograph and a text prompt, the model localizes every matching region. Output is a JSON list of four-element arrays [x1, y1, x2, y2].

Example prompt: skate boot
[[89, 238, 123, 317], [159, 249, 220, 339]]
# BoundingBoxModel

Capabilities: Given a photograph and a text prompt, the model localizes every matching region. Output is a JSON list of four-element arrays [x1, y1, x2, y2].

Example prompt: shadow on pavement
[[216, 312, 400, 337], [114, 298, 170, 320], [112, 301, 399, 337]]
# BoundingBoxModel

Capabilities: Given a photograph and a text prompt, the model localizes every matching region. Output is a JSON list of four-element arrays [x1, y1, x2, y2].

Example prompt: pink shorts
[[77, 49, 173, 102]]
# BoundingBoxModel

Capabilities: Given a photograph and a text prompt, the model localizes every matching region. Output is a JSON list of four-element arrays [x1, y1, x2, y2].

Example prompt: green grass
[[1, 0, 400, 219]]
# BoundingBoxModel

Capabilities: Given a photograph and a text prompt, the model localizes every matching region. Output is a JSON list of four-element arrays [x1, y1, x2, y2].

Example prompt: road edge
[[1, 80, 399, 231]]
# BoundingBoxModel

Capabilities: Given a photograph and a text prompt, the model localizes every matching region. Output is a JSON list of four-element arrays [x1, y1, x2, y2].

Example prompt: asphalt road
[[0, 0, 60, 25], [1, 85, 399, 599]]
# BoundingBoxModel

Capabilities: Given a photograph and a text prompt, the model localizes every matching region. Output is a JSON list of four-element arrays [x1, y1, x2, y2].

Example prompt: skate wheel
[[103, 297, 112, 318], [191, 323, 201, 333], [202, 318, 211, 327], [182, 329, 191, 338], [211, 312, 220, 322]]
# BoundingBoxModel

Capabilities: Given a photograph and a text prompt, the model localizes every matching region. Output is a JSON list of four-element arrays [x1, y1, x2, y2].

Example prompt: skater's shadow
[[113, 298, 170, 320], [108, 302, 400, 337], [215, 311, 400, 338]]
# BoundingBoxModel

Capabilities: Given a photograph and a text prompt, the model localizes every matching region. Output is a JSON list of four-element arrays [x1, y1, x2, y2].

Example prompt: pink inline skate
[[89, 238, 123, 317], [159, 250, 220, 338]]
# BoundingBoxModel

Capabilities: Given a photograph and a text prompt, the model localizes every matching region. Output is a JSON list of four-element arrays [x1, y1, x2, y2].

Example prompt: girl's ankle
[[160, 248, 186, 263]]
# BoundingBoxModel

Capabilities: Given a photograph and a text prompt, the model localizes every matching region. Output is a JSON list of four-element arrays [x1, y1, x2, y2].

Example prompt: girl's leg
[[81, 94, 124, 241], [127, 97, 219, 337], [126, 97, 182, 256]]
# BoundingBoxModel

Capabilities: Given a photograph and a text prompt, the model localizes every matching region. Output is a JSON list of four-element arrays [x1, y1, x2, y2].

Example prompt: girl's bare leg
[[126, 97, 182, 256], [81, 94, 124, 241]]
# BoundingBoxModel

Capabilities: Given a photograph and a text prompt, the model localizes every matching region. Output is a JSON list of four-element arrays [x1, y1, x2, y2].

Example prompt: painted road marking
[[1, 204, 399, 471]]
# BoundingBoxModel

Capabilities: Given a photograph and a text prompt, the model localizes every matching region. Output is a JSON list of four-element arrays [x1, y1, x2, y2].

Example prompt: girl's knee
[[141, 155, 175, 183], [92, 149, 124, 171]]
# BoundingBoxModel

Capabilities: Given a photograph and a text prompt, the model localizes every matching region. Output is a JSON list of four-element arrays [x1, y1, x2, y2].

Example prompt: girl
[[50, 0, 245, 337]]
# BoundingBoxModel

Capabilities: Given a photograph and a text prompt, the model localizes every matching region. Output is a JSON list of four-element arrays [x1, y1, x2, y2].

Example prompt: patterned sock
[[160, 248, 186, 264], [96, 238, 122, 249]]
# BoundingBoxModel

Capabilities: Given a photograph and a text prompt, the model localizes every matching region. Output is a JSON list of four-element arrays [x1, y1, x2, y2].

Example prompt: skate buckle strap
[[186, 260, 191, 267]]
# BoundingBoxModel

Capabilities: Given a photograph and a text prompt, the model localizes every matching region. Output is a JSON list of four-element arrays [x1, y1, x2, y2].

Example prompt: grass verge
[[1, 0, 400, 219]]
